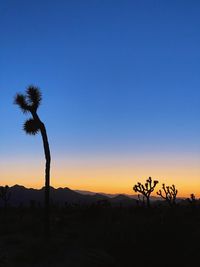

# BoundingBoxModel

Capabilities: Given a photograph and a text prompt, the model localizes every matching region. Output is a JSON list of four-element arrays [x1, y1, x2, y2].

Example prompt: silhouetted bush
[[0, 185, 11, 213]]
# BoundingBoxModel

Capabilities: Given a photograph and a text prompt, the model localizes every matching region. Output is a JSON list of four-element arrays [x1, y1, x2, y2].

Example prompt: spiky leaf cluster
[[14, 94, 31, 113], [14, 86, 42, 113], [24, 119, 40, 135], [26, 86, 42, 110]]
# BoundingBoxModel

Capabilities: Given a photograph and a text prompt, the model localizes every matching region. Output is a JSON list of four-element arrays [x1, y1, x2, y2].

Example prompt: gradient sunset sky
[[1, 0, 200, 197]]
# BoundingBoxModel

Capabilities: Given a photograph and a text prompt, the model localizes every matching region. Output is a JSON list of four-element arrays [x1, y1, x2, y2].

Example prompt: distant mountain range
[[0, 185, 187, 207], [75, 189, 136, 198], [75, 189, 160, 200], [0, 185, 139, 207]]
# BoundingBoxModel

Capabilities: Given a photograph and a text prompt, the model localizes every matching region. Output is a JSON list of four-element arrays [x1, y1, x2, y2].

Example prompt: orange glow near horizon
[[0, 152, 200, 198]]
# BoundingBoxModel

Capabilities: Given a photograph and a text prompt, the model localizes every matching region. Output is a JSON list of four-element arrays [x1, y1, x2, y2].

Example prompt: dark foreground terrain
[[0, 203, 200, 267]]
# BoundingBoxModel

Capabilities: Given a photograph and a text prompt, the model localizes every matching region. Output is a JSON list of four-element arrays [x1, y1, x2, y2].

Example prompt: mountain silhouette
[[1, 185, 139, 207], [104, 194, 137, 207]]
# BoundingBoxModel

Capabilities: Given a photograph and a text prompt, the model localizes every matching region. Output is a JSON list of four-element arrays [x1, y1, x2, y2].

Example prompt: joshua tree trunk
[[41, 123, 51, 237], [33, 113, 51, 237], [146, 196, 150, 208]]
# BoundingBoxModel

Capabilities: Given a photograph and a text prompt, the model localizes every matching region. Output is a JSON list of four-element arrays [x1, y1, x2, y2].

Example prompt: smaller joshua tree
[[187, 193, 196, 206], [0, 185, 11, 213], [157, 184, 178, 207], [133, 177, 158, 207]]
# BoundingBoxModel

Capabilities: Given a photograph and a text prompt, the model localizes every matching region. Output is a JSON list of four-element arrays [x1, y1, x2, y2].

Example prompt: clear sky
[[1, 0, 200, 197]]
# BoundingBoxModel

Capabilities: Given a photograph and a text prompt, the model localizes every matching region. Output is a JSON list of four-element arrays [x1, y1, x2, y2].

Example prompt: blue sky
[[0, 1, 200, 193]]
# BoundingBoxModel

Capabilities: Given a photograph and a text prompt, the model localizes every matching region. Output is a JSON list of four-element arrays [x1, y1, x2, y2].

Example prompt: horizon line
[[1, 183, 194, 199]]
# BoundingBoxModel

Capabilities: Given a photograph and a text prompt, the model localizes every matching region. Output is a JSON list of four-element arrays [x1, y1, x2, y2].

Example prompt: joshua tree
[[0, 185, 11, 213], [14, 86, 51, 237], [133, 177, 158, 207], [187, 193, 196, 206], [157, 184, 178, 207]]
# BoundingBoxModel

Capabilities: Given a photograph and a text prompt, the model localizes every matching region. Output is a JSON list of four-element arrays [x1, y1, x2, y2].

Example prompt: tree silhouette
[[157, 184, 178, 207], [0, 185, 11, 213], [187, 193, 196, 206], [14, 86, 51, 237], [133, 177, 158, 207]]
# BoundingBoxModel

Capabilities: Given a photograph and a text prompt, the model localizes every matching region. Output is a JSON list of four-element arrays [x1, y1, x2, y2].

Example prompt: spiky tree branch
[[157, 184, 178, 207], [133, 177, 158, 207]]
